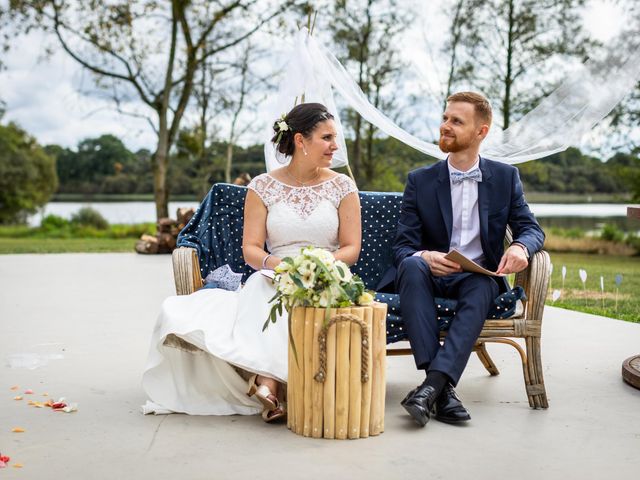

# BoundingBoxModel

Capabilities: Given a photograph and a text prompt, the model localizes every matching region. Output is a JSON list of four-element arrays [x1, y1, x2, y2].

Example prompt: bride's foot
[[261, 403, 286, 423], [247, 374, 279, 411]]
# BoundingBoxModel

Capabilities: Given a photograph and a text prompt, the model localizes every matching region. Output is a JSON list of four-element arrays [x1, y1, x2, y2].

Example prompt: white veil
[[264, 28, 640, 171]]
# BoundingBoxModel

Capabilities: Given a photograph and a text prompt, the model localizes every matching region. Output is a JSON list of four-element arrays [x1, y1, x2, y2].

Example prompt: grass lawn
[[0, 237, 137, 253], [547, 252, 640, 323]]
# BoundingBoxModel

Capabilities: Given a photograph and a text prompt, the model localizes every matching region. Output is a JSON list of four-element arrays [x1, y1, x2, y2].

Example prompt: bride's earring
[[303, 147, 308, 156]]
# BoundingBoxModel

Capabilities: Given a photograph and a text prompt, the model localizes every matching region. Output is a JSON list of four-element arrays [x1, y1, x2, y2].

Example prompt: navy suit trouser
[[396, 256, 499, 385]]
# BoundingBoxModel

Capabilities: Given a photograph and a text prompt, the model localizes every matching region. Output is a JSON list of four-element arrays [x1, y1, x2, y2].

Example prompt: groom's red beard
[[439, 132, 472, 153]]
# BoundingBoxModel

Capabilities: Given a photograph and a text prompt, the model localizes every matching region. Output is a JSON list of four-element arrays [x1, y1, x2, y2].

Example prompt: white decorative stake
[[561, 265, 567, 290], [600, 276, 605, 310], [549, 263, 554, 290], [552, 289, 561, 302], [579, 269, 588, 306]]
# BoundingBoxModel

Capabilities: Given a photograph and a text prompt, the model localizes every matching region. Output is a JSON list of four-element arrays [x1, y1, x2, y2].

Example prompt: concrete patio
[[1, 253, 639, 479]]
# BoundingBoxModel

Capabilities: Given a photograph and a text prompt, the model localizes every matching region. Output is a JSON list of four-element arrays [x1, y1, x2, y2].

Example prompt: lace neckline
[[266, 173, 339, 189]]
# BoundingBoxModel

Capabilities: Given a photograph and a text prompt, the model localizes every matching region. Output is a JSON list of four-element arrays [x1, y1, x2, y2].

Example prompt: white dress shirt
[[447, 158, 485, 266]]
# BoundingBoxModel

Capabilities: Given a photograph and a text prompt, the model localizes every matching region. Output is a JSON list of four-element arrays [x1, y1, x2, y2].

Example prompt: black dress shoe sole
[[402, 402, 430, 427], [434, 413, 471, 425]]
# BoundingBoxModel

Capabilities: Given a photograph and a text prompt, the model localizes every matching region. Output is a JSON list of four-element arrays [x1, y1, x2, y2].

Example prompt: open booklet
[[260, 269, 275, 280], [444, 250, 506, 277]]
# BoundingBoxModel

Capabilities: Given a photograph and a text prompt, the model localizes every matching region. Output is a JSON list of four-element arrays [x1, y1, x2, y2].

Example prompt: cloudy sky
[[0, 0, 632, 155]]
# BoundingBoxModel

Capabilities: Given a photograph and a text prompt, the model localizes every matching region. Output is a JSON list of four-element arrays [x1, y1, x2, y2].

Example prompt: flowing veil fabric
[[264, 28, 640, 171]]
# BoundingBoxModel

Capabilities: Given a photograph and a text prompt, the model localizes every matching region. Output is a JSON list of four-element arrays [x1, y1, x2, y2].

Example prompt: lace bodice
[[247, 173, 357, 259]]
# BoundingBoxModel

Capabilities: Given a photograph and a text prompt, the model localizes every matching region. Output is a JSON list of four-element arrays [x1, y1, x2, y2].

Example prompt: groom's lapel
[[435, 161, 453, 245], [478, 156, 493, 253]]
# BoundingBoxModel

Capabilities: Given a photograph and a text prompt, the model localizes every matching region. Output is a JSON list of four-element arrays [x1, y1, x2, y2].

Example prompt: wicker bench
[[172, 183, 551, 409]]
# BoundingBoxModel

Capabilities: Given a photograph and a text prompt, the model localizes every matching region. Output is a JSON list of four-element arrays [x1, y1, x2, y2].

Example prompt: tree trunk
[[225, 142, 233, 184], [153, 111, 170, 219], [503, 0, 515, 130]]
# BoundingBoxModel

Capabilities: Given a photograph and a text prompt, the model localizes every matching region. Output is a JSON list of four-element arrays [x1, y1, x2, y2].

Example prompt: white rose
[[278, 273, 297, 296], [318, 289, 331, 307], [357, 292, 374, 305], [274, 261, 291, 274], [277, 120, 289, 131]]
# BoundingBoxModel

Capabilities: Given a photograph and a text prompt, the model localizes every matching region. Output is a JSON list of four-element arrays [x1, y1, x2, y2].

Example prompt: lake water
[[27, 201, 634, 230]]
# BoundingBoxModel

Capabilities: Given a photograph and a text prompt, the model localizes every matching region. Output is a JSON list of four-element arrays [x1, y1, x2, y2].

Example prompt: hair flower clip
[[274, 114, 289, 144]]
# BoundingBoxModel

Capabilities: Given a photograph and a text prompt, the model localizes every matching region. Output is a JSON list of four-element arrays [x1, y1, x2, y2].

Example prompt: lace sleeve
[[333, 174, 358, 201], [247, 173, 277, 207]]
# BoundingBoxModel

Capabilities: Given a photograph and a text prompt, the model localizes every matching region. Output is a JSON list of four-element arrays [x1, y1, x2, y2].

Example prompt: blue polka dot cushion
[[177, 183, 526, 345]]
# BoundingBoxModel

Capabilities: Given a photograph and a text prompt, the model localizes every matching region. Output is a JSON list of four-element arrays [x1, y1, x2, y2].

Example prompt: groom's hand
[[496, 245, 529, 275], [421, 251, 462, 277]]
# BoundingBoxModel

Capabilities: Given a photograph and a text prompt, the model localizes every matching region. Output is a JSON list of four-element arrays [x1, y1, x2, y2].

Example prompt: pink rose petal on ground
[[24, 389, 34, 394], [13, 396, 23, 401], [0, 461, 6, 468]]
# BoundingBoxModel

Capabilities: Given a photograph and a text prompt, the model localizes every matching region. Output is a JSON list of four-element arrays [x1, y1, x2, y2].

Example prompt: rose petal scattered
[[59, 403, 77, 413], [10, 386, 19, 391], [0, 461, 6, 469], [0, 456, 10, 463], [13, 463, 23, 468], [42, 392, 49, 397], [32, 401, 45, 408], [13, 396, 23, 401], [44, 399, 54, 408], [11, 427, 25, 433], [24, 389, 34, 395]]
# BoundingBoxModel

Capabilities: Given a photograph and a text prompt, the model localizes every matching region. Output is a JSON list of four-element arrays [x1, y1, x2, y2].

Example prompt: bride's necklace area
[[285, 166, 320, 187]]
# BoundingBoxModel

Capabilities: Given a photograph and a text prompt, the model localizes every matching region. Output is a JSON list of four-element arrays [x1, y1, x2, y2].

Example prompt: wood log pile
[[135, 207, 195, 254]]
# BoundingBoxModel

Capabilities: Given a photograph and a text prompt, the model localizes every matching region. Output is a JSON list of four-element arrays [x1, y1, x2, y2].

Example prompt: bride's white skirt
[[142, 272, 288, 415]]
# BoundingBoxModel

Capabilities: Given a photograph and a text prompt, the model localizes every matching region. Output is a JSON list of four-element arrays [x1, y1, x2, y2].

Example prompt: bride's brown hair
[[272, 103, 334, 156]]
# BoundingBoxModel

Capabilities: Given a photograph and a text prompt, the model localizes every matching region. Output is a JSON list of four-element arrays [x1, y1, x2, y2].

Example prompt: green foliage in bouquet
[[263, 247, 374, 332]]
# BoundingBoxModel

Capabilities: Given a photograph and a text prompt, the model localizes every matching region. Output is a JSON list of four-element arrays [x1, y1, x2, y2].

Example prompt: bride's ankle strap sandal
[[246, 374, 278, 411]]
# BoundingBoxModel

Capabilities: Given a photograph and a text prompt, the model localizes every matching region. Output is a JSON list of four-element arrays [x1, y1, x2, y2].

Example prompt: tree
[[5, 0, 293, 219], [0, 122, 57, 224], [327, 0, 409, 187], [604, 0, 640, 151], [449, 0, 595, 129]]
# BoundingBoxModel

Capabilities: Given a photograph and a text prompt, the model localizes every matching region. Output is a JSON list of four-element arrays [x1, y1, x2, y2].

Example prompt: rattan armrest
[[172, 247, 203, 295], [514, 250, 551, 321]]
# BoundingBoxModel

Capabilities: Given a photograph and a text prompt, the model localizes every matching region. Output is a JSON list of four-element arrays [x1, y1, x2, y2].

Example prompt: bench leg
[[525, 337, 548, 409], [474, 342, 500, 376]]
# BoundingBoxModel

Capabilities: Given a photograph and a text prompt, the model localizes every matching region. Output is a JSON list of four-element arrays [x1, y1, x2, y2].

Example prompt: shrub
[[600, 223, 625, 243], [626, 233, 640, 255], [40, 214, 70, 231], [70, 207, 109, 230]]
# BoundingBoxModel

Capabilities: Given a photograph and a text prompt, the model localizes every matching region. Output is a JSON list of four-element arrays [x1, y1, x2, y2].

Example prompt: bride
[[142, 103, 361, 422]]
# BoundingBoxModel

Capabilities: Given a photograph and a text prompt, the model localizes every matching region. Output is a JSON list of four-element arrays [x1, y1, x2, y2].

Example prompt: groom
[[382, 91, 544, 427]]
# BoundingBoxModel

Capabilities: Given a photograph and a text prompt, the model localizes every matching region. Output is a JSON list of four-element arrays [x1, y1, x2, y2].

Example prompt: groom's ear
[[477, 124, 490, 140]]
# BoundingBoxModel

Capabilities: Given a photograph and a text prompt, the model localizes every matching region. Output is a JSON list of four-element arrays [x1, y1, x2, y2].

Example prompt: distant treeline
[[46, 134, 639, 199]]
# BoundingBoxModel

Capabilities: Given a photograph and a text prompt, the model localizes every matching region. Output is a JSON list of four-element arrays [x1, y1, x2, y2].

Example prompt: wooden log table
[[287, 303, 388, 439], [622, 206, 640, 390]]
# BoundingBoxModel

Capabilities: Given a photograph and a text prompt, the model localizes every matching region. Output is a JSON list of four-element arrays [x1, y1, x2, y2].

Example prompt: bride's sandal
[[246, 374, 277, 411], [262, 403, 286, 423]]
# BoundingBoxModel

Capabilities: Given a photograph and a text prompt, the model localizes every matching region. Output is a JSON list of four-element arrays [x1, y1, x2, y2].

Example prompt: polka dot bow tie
[[450, 169, 482, 184]]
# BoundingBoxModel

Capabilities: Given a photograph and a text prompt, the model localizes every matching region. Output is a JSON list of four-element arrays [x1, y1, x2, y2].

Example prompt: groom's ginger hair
[[447, 92, 492, 127]]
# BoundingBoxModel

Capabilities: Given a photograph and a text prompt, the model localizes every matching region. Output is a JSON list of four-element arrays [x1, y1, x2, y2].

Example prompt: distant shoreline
[[51, 191, 633, 204]]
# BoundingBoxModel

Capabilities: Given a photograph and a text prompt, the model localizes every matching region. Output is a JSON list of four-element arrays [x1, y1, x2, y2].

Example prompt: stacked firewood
[[135, 207, 195, 254]]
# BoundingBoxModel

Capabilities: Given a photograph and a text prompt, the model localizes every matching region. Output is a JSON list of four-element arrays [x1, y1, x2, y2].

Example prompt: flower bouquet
[[264, 246, 374, 331]]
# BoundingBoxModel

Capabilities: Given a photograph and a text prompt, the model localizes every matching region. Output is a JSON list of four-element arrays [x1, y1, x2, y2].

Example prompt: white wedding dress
[[142, 173, 357, 415]]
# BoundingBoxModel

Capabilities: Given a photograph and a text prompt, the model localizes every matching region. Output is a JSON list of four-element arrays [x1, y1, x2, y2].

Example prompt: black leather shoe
[[402, 384, 438, 427], [434, 384, 471, 424]]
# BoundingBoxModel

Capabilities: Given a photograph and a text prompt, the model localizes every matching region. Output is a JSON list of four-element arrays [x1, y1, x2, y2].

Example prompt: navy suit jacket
[[377, 157, 545, 293]]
